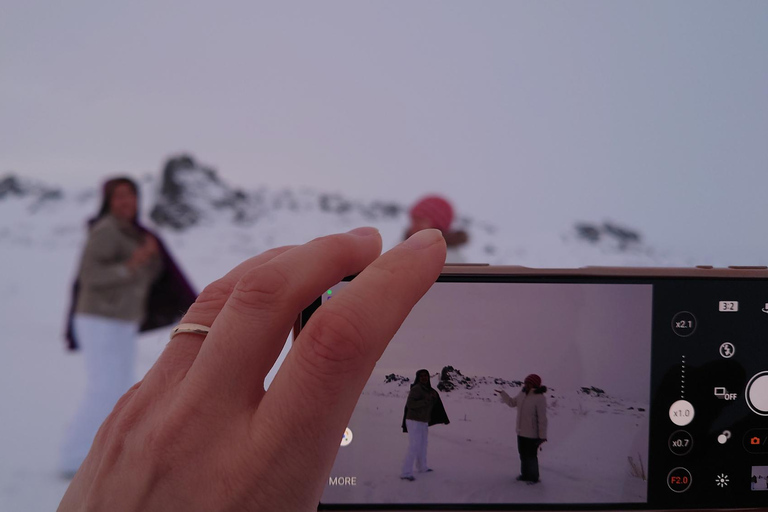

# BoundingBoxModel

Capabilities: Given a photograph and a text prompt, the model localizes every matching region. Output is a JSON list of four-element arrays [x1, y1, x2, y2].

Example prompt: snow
[[0, 174, 677, 510], [326, 383, 648, 505]]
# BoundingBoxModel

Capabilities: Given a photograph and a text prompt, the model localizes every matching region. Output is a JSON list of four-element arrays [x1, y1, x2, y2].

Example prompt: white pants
[[59, 314, 138, 473], [401, 419, 429, 478]]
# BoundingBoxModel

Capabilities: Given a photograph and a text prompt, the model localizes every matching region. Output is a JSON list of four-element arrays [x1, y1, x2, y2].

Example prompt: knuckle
[[298, 304, 369, 377], [189, 279, 236, 317], [228, 265, 292, 313]]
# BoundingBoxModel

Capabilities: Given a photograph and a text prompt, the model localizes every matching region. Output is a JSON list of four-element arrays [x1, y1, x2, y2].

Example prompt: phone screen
[[301, 275, 768, 510]]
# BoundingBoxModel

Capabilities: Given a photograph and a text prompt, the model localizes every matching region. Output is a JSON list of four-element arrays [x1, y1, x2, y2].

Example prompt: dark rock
[[574, 221, 642, 251], [319, 194, 352, 214], [150, 154, 256, 230], [575, 223, 600, 243], [579, 386, 606, 396], [384, 374, 410, 386], [0, 175, 24, 198], [603, 222, 641, 248]]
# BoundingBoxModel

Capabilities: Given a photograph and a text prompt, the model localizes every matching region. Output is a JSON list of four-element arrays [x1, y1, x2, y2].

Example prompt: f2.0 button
[[668, 467, 692, 493]]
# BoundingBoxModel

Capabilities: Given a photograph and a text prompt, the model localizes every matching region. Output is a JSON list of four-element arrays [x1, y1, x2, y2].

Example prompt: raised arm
[[496, 389, 518, 408]]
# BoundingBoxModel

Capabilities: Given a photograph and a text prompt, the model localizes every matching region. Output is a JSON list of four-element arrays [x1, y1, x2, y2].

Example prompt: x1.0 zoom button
[[672, 312, 697, 337], [670, 400, 695, 426]]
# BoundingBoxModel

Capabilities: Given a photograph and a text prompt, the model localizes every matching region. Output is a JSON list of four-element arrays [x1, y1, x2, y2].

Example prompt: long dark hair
[[88, 176, 140, 227], [411, 369, 432, 388]]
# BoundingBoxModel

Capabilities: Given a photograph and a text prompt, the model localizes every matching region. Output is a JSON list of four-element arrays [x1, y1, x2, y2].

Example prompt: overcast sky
[[366, 282, 653, 402], [2, 2, 767, 263]]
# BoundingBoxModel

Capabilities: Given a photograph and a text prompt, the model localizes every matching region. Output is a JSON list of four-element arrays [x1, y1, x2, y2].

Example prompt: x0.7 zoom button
[[669, 430, 693, 455]]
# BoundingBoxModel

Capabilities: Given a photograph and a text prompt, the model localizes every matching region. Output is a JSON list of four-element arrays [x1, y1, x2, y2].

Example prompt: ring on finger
[[170, 323, 211, 340]]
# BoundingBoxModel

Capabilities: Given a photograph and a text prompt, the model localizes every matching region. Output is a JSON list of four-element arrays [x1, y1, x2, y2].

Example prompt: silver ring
[[170, 323, 211, 340]]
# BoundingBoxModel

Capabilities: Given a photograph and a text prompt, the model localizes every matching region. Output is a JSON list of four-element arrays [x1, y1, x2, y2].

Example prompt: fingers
[[140, 245, 296, 393], [182, 228, 383, 407], [251, 229, 445, 500]]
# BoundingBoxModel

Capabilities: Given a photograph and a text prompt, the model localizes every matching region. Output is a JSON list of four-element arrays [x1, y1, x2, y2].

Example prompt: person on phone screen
[[59, 176, 196, 478], [400, 369, 450, 481], [495, 373, 548, 483], [404, 195, 468, 264]]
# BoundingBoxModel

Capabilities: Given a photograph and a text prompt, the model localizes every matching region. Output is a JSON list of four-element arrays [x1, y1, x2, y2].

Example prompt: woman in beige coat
[[496, 373, 548, 483], [60, 177, 195, 477]]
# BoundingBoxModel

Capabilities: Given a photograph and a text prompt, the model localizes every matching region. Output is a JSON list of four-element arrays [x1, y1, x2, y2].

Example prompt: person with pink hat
[[405, 195, 469, 263], [495, 374, 548, 484]]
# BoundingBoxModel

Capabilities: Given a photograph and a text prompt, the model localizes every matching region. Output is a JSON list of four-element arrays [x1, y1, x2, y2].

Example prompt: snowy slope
[[325, 370, 648, 505], [0, 161, 681, 510]]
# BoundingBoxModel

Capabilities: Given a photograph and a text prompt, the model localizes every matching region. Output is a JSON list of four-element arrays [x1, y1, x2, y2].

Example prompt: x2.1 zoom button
[[672, 312, 697, 337]]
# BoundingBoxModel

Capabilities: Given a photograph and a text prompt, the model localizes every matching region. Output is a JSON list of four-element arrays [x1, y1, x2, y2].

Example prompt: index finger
[[252, 229, 445, 501]]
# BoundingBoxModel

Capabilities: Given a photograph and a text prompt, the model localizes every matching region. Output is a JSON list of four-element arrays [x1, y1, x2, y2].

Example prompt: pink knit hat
[[410, 195, 454, 232], [524, 374, 542, 389]]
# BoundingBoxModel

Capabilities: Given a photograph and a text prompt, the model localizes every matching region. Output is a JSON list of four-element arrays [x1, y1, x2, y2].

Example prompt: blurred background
[[1, 1, 767, 508]]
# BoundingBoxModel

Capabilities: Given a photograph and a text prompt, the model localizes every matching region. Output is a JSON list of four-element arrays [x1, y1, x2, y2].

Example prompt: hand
[[58, 227, 446, 512], [125, 235, 159, 271], [142, 234, 159, 255]]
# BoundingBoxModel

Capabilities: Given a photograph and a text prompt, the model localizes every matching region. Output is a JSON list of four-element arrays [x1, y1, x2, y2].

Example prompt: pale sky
[[2, 2, 768, 263], [367, 282, 654, 403]]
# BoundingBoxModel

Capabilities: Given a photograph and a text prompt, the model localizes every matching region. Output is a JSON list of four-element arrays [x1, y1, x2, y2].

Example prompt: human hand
[[58, 227, 446, 512], [142, 233, 159, 255], [125, 235, 159, 271]]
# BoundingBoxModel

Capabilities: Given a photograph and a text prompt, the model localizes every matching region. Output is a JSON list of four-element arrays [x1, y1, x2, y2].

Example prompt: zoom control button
[[669, 400, 695, 426], [668, 467, 692, 493], [672, 312, 697, 337], [669, 430, 693, 455]]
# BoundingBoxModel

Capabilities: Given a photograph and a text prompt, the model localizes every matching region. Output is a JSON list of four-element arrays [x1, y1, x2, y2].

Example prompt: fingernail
[[403, 228, 443, 250], [347, 226, 379, 237]]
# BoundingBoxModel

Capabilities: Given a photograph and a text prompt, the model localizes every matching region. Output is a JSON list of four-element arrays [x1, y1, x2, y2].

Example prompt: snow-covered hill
[[0, 156, 677, 510], [0, 154, 684, 269]]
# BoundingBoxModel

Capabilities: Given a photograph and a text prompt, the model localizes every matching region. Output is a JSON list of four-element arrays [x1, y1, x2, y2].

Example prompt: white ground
[[324, 367, 649, 505], [0, 181, 674, 510]]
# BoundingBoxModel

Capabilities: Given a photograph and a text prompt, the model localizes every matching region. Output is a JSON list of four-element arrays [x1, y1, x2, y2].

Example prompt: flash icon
[[719, 342, 735, 359]]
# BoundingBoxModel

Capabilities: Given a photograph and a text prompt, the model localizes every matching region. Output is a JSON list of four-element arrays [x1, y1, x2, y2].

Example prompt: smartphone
[[296, 265, 768, 511]]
